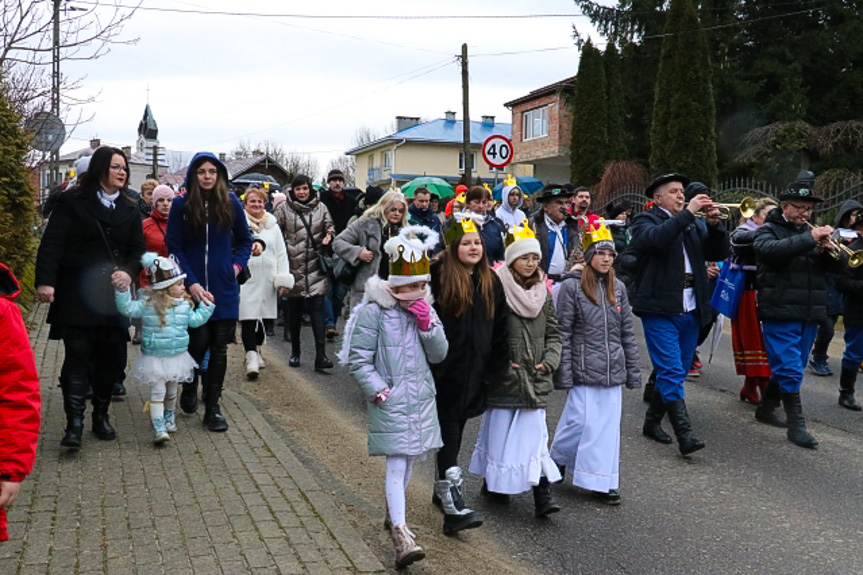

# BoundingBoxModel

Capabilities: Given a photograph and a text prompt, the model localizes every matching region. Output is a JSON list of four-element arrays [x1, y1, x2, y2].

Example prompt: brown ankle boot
[[391, 524, 425, 568]]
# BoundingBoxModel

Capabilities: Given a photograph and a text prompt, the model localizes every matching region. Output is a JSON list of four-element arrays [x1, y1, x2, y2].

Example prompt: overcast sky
[[60, 0, 606, 174]]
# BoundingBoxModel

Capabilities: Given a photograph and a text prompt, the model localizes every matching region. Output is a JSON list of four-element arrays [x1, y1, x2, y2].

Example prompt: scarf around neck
[[495, 265, 547, 318], [246, 211, 268, 234], [383, 283, 428, 310]]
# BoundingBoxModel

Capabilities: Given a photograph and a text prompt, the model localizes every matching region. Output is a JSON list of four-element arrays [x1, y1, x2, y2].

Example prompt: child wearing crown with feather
[[338, 225, 447, 569], [549, 224, 641, 505], [115, 253, 215, 444], [468, 218, 563, 517]]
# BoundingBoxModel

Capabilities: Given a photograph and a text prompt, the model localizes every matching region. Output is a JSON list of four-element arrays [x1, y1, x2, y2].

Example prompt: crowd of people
[[20, 144, 863, 568]]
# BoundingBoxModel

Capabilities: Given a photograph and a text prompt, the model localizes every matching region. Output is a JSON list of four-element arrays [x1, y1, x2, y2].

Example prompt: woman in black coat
[[429, 219, 509, 534], [36, 146, 145, 448]]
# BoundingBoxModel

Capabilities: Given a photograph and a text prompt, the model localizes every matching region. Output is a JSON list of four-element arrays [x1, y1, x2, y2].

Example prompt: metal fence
[[604, 177, 863, 225]]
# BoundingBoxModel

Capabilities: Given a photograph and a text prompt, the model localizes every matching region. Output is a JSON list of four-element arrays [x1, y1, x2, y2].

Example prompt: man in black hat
[[630, 170, 729, 457], [753, 177, 837, 448], [530, 184, 582, 282], [320, 169, 357, 339]]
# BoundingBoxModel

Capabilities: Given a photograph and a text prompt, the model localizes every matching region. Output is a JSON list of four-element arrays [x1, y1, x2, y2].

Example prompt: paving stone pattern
[[0, 304, 384, 575]]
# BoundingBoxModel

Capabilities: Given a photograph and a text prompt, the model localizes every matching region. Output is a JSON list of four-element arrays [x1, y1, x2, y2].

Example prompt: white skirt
[[129, 351, 198, 386], [469, 407, 561, 495], [550, 385, 622, 493]]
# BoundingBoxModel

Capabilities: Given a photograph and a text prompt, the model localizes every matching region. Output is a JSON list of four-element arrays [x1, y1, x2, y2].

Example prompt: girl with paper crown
[[115, 253, 215, 444], [549, 223, 641, 505], [427, 210, 510, 534], [338, 225, 447, 569], [468, 218, 564, 517]]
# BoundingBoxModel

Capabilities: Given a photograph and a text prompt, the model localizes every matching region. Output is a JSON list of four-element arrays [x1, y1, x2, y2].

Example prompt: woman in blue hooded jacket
[[166, 152, 252, 432]]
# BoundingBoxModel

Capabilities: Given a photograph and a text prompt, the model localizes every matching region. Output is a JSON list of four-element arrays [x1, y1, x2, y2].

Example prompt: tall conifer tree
[[570, 39, 608, 185], [649, 0, 717, 183], [604, 41, 627, 162]]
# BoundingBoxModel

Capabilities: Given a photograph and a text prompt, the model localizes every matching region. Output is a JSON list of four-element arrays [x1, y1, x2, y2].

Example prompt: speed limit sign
[[481, 135, 513, 169]]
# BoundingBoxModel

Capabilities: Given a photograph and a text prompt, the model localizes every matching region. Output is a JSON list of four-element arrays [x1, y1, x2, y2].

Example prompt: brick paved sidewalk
[[0, 304, 384, 575]]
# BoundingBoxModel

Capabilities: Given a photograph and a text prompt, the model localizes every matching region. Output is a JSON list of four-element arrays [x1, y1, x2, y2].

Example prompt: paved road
[[264, 318, 863, 575], [1, 304, 385, 575]]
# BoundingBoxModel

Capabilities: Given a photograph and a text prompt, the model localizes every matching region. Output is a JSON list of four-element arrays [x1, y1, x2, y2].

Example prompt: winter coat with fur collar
[[345, 276, 447, 457]]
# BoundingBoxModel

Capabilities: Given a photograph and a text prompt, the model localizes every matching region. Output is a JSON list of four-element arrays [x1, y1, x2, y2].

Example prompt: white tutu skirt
[[129, 352, 198, 386], [469, 407, 561, 495]]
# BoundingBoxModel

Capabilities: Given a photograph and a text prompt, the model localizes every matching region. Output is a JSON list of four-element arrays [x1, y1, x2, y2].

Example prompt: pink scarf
[[384, 284, 428, 310], [494, 265, 547, 318]]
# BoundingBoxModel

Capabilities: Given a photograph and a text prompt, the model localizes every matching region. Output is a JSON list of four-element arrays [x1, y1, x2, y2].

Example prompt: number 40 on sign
[[481, 135, 513, 169]]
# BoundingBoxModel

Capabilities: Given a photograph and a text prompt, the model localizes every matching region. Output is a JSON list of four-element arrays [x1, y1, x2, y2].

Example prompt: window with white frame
[[367, 153, 374, 171], [383, 150, 393, 170], [523, 106, 549, 141], [458, 151, 477, 172]]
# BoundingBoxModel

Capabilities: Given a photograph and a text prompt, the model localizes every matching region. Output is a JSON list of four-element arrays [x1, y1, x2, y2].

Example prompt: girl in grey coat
[[338, 227, 446, 569], [550, 228, 641, 505]]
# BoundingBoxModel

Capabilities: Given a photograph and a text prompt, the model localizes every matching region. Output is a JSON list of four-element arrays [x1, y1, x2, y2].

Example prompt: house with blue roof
[[346, 112, 525, 191]]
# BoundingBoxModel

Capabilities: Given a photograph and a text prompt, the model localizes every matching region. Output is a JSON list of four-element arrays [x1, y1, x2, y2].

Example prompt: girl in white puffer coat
[[115, 253, 214, 444]]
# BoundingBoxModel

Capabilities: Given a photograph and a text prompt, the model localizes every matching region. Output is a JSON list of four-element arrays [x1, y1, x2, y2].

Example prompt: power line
[[72, 2, 586, 20], [207, 58, 457, 146]]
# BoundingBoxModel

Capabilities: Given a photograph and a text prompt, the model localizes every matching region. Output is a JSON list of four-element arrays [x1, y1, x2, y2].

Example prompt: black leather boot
[[643, 392, 673, 444], [665, 399, 705, 455], [111, 378, 127, 398], [755, 379, 786, 427], [202, 377, 228, 432], [782, 392, 818, 448], [91, 379, 116, 441], [642, 370, 656, 403], [180, 369, 200, 414], [532, 476, 561, 517], [60, 377, 87, 448], [314, 344, 334, 371], [839, 367, 862, 411]]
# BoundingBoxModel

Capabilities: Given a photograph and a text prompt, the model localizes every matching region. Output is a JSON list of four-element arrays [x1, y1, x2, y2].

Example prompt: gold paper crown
[[504, 218, 537, 248], [390, 244, 431, 278], [503, 174, 517, 188], [444, 211, 480, 245], [455, 191, 467, 203], [582, 223, 614, 252]]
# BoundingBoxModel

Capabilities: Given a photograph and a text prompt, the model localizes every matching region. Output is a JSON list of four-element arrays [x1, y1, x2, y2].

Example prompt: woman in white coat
[[239, 188, 294, 378]]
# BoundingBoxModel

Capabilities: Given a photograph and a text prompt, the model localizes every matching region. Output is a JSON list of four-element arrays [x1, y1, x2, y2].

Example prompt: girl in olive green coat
[[469, 230, 563, 517]]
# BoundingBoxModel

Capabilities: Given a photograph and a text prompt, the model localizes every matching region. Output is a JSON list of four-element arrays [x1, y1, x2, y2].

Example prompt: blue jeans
[[641, 312, 700, 402], [761, 321, 819, 393], [842, 325, 863, 370], [324, 276, 349, 329]]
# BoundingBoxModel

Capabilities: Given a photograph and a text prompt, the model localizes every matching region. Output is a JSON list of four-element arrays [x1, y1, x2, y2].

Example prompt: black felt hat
[[778, 180, 822, 203], [645, 169, 691, 198], [535, 183, 575, 203]]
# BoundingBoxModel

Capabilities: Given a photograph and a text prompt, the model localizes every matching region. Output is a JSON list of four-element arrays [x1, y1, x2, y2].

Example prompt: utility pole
[[51, 0, 61, 188], [460, 43, 471, 185]]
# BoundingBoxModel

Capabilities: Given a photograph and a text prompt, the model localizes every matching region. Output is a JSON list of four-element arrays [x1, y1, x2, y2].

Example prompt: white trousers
[[550, 385, 621, 493], [385, 455, 415, 527]]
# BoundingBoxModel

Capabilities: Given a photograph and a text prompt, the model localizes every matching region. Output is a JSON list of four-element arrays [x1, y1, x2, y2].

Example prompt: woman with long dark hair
[[36, 146, 145, 448], [166, 152, 252, 432], [428, 213, 509, 534]]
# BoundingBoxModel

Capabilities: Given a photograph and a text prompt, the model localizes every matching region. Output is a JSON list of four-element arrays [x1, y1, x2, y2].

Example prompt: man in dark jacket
[[835, 214, 863, 411], [530, 184, 581, 282], [320, 169, 356, 339], [753, 179, 837, 448], [630, 170, 729, 456], [407, 187, 444, 255]]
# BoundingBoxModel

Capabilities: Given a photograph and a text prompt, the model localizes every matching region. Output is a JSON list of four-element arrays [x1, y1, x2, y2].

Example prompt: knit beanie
[[505, 237, 541, 267], [272, 191, 287, 210], [584, 239, 616, 264], [152, 185, 175, 205]]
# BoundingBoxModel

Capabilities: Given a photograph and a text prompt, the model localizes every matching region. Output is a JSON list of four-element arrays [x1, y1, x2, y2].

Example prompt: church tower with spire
[[136, 103, 159, 154]]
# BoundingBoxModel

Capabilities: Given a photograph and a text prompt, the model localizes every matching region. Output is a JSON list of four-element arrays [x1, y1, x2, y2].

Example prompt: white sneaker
[[164, 409, 177, 433], [257, 348, 266, 369], [245, 350, 259, 379]]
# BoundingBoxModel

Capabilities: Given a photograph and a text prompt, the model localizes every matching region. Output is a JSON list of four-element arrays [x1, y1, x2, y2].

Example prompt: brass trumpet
[[694, 197, 757, 220], [806, 222, 863, 268]]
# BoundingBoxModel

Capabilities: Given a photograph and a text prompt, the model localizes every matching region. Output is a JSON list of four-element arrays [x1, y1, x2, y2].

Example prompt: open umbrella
[[401, 176, 455, 199], [492, 176, 544, 200]]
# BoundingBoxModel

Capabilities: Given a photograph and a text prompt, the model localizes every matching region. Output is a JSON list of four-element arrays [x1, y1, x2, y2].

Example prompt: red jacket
[[0, 263, 41, 541], [139, 210, 170, 286]]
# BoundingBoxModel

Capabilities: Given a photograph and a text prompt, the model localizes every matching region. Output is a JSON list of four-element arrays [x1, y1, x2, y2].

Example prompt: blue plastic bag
[[711, 262, 745, 319]]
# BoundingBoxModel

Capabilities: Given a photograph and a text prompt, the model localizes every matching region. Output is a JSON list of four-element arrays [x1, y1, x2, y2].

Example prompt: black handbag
[[297, 210, 335, 276], [333, 253, 360, 285]]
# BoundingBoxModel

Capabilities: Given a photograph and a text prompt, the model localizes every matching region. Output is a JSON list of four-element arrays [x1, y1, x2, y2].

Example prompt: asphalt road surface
[[244, 319, 863, 575]]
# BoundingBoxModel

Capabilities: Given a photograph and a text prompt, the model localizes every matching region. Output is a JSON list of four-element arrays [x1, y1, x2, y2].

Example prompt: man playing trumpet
[[630, 170, 729, 456], [753, 178, 838, 448]]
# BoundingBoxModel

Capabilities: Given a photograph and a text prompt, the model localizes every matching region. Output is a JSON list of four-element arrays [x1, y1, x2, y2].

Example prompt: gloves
[[374, 388, 391, 404], [407, 300, 432, 331]]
